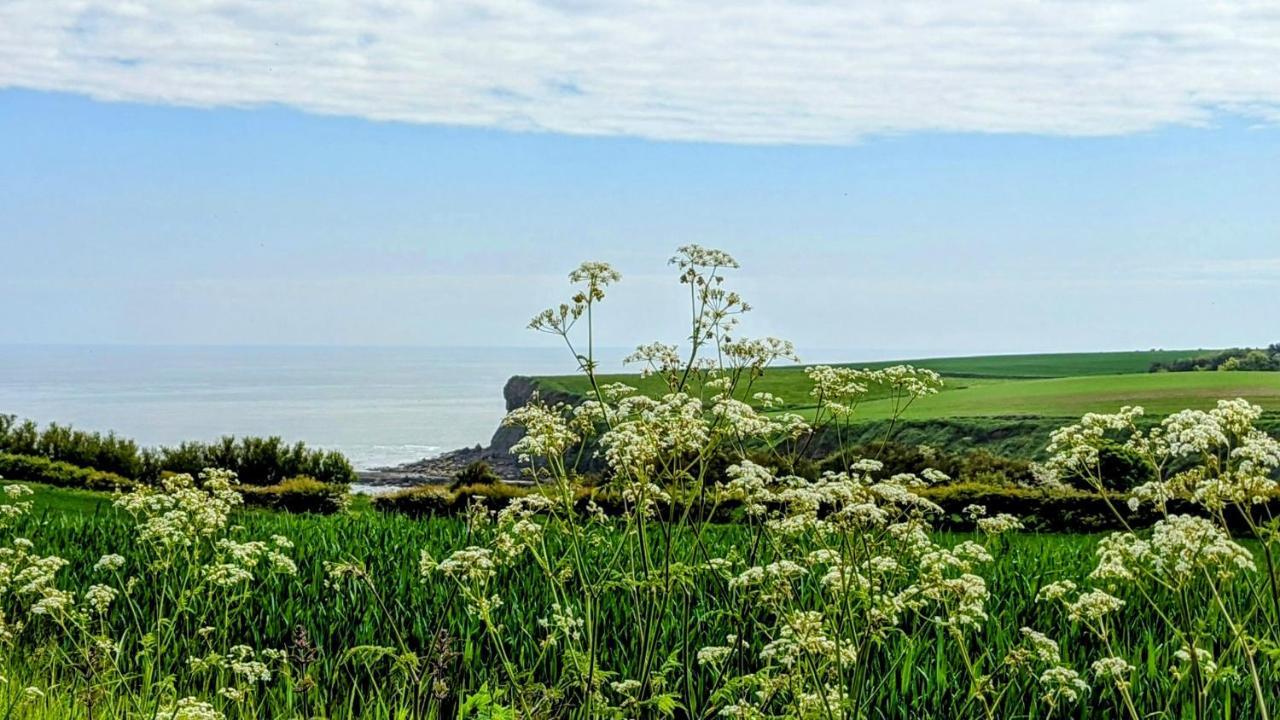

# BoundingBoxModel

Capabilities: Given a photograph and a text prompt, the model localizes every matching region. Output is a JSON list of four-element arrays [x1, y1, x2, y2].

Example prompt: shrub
[[817, 442, 1036, 485], [0, 415, 356, 486], [372, 485, 455, 517], [375, 480, 536, 517], [152, 437, 355, 486], [0, 415, 145, 478], [448, 461, 503, 490], [240, 475, 350, 514], [1059, 441, 1156, 492], [1094, 442, 1157, 491], [0, 452, 134, 491], [1150, 345, 1280, 372], [373, 475, 1275, 535]]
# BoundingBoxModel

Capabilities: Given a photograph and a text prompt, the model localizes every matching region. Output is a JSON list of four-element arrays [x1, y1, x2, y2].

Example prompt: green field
[[819, 370, 1280, 420], [533, 349, 1280, 420], [4, 483, 1274, 719]]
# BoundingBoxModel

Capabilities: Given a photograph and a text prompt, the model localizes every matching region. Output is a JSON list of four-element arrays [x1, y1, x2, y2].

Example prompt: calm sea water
[[0, 346, 596, 470]]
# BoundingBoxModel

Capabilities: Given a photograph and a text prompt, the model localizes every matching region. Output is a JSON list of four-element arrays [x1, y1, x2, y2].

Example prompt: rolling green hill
[[532, 349, 1234, 414], [839, 349, 1218, 378], [524, 350, 1280, 458], [827, 371, 1280, 421]]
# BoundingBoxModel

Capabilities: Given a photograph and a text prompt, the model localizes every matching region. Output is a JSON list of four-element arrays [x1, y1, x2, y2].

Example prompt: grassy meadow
[[532, 351, 1280, 434], [3, 483, 1275, 719]]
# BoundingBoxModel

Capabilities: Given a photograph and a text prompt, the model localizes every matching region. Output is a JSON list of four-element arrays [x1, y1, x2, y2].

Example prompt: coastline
[[355, 442, 525, 488], [354, 374, 543, 490]]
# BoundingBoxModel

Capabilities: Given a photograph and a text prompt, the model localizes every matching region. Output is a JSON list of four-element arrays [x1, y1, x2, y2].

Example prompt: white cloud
[[2, 1, 1280, 144], [1146, 257, 1280, 285]]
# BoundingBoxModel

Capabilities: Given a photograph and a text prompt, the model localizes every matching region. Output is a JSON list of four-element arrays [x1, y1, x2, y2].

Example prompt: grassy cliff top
[[528, 349, 1280, 420]]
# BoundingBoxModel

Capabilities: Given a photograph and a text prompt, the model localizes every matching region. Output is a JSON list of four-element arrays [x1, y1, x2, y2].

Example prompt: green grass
[[533, 366, 1010, 411], [26, 481, 116, 514], [3, 484, 1274, 718], [533, 349, 1279, 422], [535, 349, 1215, 398], [839, 348, 1218, 378], [809, 370, 1280, 421]]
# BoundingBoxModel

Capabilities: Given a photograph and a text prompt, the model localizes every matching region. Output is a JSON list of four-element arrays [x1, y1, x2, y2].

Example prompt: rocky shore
[[355, 442, 527, 487], [355, 374, 557, 489]]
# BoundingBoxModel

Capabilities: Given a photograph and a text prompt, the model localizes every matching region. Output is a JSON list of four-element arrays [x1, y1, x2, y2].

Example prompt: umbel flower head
[[528, 261, 621, 337], [568, 261, 621, 303]]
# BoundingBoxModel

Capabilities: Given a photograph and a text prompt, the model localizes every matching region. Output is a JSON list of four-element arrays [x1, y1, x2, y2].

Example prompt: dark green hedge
[[154, 437, 355, 487], [0, 414, 356, 486], [240, 476, 350, 515], [374, 478, 1279, 533], [0, 452, 134, 491]]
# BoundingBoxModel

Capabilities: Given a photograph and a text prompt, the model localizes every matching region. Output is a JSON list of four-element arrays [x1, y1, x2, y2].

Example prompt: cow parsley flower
[[977, 513, 1024, 536], [1038, 665, 1089, 707], [1066, 589, 1124, 623], [164, 697, 225, 720], [93, 554, 125, 573], [83, 584, 117, 614], [1091, 656, 1135, 688]]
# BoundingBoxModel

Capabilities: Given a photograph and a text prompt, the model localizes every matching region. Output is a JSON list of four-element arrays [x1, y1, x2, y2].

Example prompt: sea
[[0, 344, 903, 485], [0, 345, 600, 472]]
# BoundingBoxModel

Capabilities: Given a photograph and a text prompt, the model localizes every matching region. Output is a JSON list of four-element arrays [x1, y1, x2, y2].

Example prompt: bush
[[0, 452, 134, 491], [1150, 346, 1280, 372], [1094, 442, 1157, 491], [0, 415, 356, 487], [921, 482, 1280, 533], [0, 415, 145, 478], [376, 481, 555, 517], [372, 485, 455, 517], [152, 437, 355, 486], [1058, 441, 1156, 492], [816, 442, 1036, 485], [374, 475, 1280, 534], [240, 475, 350, 514], [449, 461, 503, 490]]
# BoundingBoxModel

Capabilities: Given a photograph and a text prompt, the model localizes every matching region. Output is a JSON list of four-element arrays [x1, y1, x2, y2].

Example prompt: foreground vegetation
[[0, 482, 1272, 719], [2, 246, 1278, 719]]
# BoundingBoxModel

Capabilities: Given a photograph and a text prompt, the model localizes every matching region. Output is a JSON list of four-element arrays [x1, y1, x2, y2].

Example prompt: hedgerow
[[0, 452, 134, 491], [0, 415, 355, 486], [240, 475, 350, 514]]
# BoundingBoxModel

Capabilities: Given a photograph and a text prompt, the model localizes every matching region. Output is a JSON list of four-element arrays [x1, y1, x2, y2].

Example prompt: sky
[[2, 1, 1279, 359]]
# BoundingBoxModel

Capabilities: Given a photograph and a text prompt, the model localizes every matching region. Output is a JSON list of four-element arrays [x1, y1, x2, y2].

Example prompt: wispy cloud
[[1160, 257, 1280, 283], [3, 1, 1280, 144]]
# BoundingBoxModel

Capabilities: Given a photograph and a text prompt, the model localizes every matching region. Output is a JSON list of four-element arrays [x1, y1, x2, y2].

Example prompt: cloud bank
[[2, 1, 1280, 144]]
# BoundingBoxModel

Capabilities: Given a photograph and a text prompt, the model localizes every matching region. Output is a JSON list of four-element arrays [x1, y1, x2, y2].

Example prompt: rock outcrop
[[370, 375, 581, 485]]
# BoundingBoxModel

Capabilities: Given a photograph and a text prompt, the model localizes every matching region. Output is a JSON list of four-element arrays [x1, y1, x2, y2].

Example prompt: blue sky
[[3, 89, 1277, 357], [1, 0, 1279, 358]]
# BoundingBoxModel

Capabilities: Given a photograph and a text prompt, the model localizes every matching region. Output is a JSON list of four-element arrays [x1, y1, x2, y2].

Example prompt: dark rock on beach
[[357, 375, 548, 488]]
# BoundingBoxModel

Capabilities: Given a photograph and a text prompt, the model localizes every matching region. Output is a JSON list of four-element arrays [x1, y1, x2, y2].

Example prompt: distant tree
[[1150, 345, 1280, 373]]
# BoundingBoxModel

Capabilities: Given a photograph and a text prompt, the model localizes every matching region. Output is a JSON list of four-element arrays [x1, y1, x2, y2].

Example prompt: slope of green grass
[[25, 481, 116, 514], [533, 368, 1007, 410], [840, 348, 1215, 378], [533, 349, 1239, 417], [831, 371, 1280, 421], [536, 349, 1212, 396]]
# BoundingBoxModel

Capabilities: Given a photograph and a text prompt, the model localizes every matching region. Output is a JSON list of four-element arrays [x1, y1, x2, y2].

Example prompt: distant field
[[531, 349, 1261, 420], [818, 370, 1280, 421], [840, 348, 1216, 378]]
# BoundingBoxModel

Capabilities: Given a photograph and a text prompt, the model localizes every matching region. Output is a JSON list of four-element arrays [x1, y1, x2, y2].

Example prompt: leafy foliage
[[0, 452, 134, 491], [1150, 345, 1280, 372], [241, 475, 351, 514], [0, 415, 355, 486]]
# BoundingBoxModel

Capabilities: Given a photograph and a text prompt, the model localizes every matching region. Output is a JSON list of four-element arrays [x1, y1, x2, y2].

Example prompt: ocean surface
[[0, 346, 598, 470]]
